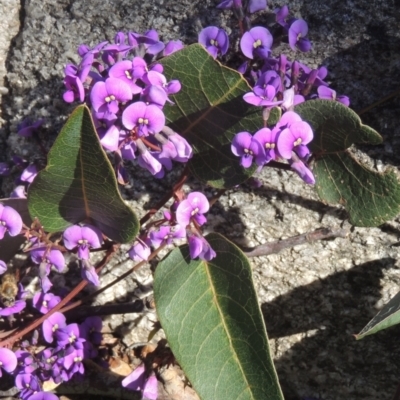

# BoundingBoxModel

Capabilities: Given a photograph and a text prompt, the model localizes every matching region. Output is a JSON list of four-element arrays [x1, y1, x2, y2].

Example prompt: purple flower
[[167, 134, 192, 162], [0, 162, 10, 176], [63, 224, 103, 260], [0, 299, 26, 316], [290, 158, 315, 184], [42, 311, 67, 343], [80, 259, 100, 286], [128, 30, 165, 55], [318, 86, 350, 106], [253, 127, 278, 163], [243, 84, 283, 107], [62, 346, 84, 375], [15, 373, 41, 399], [31, 247, 65, 272], [17, 119, 44, 137], [28, 392, 59, 400], [198, 27, 229, 58], [247, 0, 267, 13], [0, 260, 6, 274], [217, 0, 240, 9], [0, 348, 17, 377], [108, 60, 143, 95], [149, 225, 186, 247], [274, 5, 289, 28], [231, 131, 263, 167], [32, 292, 61, 314], [55, 323, 85, 348], [176, 192, 209, 227], [240, 27, 273, 59], [0, 203, 23, 239], [188, 234, 216, 261], [10, 185, 27, 198], [137, 149, 163, 176], [288, 20, 312, 52], [20, 164, 38, 183], [90, 77, 132, 115], [122, 101, 165, 137], [276, 113, 313, 159], [80, 316, 102, 345], [122, 364, 158, 400], [128, 240, 151, 262], [162, 40, 184, 56]]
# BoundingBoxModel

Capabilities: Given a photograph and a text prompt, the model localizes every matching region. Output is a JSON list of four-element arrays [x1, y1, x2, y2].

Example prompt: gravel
[[1, 0, 400, 399]]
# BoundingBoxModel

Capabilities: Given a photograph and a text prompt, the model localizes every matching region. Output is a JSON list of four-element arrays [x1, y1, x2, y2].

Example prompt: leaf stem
[[243, 227, 349, 257], [357, 87, 400, 116], [0, 243, 119, 347], [58, 243, 166, 315], [139, 165, 190, 226]]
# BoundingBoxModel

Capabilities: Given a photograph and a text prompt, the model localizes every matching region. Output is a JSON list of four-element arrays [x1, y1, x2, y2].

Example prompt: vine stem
[[357, 87, 400, 116], [243, 227, 349, 258], [139, 165, 189, 226], [0, 243, 120, 347], [58, 243, 166, 315]]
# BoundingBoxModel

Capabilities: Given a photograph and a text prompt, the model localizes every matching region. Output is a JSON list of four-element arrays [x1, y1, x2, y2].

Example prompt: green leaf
[[27, 105, 139, 243], [295, 99, 382, 154], [313, 151, 400, 226], [154, 232, 283, 400], [161, 44, 265, 189], [356, 290, 400, 339]]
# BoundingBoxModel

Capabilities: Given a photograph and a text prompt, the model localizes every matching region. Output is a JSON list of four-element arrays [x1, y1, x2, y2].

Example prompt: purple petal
[[231, 131, 252, 156], [0, 300, 26, 316], [42, 311, 67, 343], [63, 225, 82, 249], [122, 365, 146, 390], [143, 374, 158, 400], [168, 134, 193, 162], [290, 121, 313, 145], [248, 0, 266, 13], [81, 264, 100, 286], [29, 392, 59, 400], [276, 128, 295, 159], [105, 77, 133, 103], [290, 159, 315, 184], [101, 125, 121, 151], [20, 164, 38, 183], [90, 81, 108, 112], [240, 31, 256, 59], [0, 348, 17, 373], [128, 241, 151, 262], [198, 26, 219, 48], [187, 192, 209, 214], [81, 225, 103, 249], [137, 151, 163, 175], [0, 260, 6, 274], [33, 292, 61, 314], [189, 235, 203, 259], [0, 205, 23, 236]]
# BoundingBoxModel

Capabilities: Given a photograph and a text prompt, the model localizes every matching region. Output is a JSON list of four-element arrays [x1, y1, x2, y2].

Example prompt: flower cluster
[[63, 30, 193, 180], [0, 308, 103, 400], [129, 191, 216, 262], [205, 2, 350, 184], [232, 111, 315, 183]]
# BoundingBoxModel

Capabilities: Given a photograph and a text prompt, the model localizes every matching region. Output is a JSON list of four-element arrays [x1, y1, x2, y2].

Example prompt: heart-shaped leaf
[[161, 44, 268, 189], [356, 290, 400, 340], [27, 105, 139, 243], [154, 233, 283, 400], [295, 99, 382, 154], [313, 151, 400, 226]]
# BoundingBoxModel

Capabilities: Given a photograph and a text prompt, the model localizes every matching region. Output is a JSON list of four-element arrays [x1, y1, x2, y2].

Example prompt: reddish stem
[[0, 243, 119, 348], [140, 165, 190, 226]]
